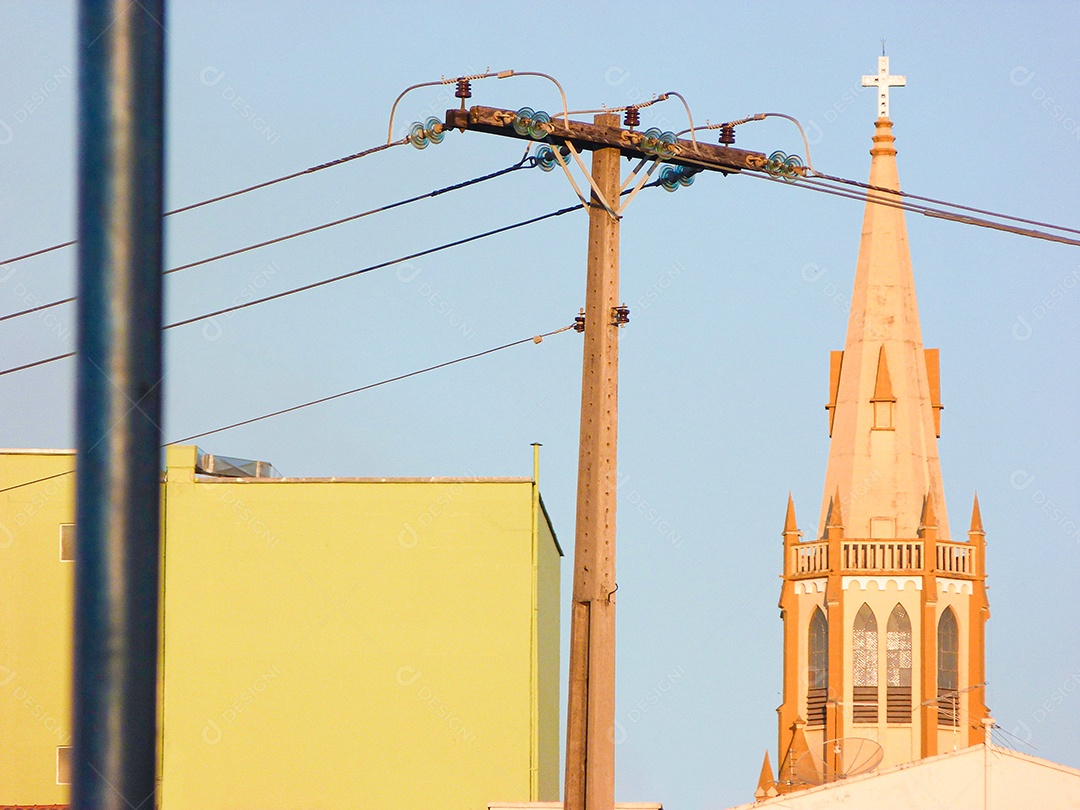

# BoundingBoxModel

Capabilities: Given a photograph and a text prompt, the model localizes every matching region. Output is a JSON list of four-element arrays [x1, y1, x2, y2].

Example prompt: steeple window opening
[[937, 608, 960, 726], [872, 400, 895, 430], [852, 604, 878, 723], [807, 608, 828, 727], [887, 604, 913, 723]]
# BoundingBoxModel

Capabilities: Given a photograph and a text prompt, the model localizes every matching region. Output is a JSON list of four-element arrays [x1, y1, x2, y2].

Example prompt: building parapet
[[788, 539, 978, 578]]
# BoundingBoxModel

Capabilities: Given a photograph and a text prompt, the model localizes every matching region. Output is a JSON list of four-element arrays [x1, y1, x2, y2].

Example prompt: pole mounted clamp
[[573, 308, 586, 333]]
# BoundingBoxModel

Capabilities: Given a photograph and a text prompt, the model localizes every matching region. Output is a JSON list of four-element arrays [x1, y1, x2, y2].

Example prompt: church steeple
[[767, 60, 990, 799], [816, 106, 949, 541]]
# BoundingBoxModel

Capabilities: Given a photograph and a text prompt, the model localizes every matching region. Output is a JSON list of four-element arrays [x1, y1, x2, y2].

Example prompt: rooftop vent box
[[196, 452, 280, 479]]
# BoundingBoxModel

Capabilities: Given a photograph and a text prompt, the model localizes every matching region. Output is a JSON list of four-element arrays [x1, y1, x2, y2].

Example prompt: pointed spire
[[969, 493, 984, 536], [777, 716, 811, 792], [919, 491, 938, 541], [817, 106, 950, 541], [756, 750, 776, 799], [784, 493, 801, 539], [825, 486, 844, 533], [872, 345, 895, 401]]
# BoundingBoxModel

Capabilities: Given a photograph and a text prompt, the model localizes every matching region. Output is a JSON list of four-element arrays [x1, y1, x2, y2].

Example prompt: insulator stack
[[512, 108, 554, 140], [765, 150, 804, 181], [408, 117, 446, 150], [658, 165, 698, 192], [639, 127, 678, 158], [535, 144, 569, 172]]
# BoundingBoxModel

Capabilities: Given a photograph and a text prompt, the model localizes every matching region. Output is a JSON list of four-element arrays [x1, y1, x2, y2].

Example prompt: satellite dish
[[794, 737, 884, 785]]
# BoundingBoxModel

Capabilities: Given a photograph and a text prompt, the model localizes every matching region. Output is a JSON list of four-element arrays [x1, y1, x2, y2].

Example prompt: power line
[[992, 723, 1037, 751], [809, 170, 1080, 238], [0, 204, 580, 379], [0, 152, 536, 326], [447, 102, 1080, 247], [0, 351, 75, 377], [167, 323, 578, 445], [167, 140, 408, 215], [165, 205, 578, 330], [801, 175, 1080, 247], [722, 161, 1080, 248], [0, 468, 75, 495], [0, 139, 409, 270], [0, 322, 577, 489]]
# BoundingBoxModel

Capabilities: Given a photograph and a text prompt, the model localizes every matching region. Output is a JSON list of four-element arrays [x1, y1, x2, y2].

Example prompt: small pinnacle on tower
[[825, 486, 845, 532], [969, 493, 985, 535], [756, 750, 776, 799], [919, 490, 939, 540], [784, 493, 801, 538]]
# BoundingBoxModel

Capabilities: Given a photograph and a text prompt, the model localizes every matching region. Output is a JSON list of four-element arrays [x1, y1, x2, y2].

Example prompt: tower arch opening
[[852, 603, 878, 723]]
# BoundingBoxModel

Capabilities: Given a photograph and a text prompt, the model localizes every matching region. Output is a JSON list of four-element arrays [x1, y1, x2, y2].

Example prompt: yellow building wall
[[0, 447, 561, 810], [0, 451, 76, 805], [535, 496, 561, 800], [160, 445, 561, 810]]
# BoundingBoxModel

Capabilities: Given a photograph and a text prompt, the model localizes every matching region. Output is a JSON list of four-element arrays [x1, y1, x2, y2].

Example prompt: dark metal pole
[[73, 2, 165, 809]]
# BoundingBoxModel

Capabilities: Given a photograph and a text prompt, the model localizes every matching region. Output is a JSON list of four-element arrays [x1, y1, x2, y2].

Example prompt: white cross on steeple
[[862, 55, 906, 119]]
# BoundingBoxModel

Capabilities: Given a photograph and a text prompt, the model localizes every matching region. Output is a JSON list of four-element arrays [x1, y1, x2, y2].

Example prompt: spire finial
[[862, 55, 906, 119], [881, 36, 887, 57]]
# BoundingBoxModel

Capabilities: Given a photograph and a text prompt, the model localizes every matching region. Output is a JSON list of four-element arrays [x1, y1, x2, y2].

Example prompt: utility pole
[[564, 113, 621, 810], [444, 101, 777, 810]]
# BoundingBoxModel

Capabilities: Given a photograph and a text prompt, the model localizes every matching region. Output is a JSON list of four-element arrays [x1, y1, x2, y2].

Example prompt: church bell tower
[[758, 58, 991, 799]]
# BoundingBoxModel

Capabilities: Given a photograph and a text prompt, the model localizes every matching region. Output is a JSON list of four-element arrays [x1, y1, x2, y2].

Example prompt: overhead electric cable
[[164, 205, 578, 330], [167, 140, 408, 215], [0, 468, 76, 495], [0, 152, 535, 325], [0, 322, 577, 489], [992, 724, 1037, 750], [0, 204, 580, 379], [0, 138, 410, 270], [715, 162, 1080, 248], [0, 351, 76, 377], [792, 173, 1080, 246], [167, 323, 578, 445], [808, 170, 1080, 237]]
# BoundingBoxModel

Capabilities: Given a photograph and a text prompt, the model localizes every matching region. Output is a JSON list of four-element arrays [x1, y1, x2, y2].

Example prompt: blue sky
[[1, 2, 1078, 807]]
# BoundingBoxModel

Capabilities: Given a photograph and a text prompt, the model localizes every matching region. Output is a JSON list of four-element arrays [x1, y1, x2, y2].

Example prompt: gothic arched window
[[886, 604, 912, 723], [807, 608, 828, 726], [852, 604, 878, 723], [937, 608, 960, 726]]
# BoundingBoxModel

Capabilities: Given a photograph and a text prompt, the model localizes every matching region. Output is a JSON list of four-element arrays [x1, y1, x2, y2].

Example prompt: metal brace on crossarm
[[547, 140, 663, 221]]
